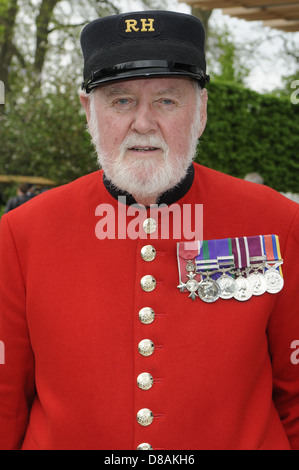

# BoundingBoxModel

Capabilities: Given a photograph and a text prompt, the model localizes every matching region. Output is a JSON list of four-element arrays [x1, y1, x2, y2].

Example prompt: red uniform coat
[[0, 163, 298, 450]]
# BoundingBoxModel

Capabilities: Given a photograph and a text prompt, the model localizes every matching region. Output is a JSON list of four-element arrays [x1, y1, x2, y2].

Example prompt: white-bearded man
[[0, 11, 298, 450]]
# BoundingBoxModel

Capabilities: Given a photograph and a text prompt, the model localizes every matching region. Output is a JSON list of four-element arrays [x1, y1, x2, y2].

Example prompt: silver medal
[[265, 268, 284, 294], [247, 272, 267, 296], [234, 275, 253, 302], [217, 274, 237, 299], [198, 278, 221, 303], [177, 272, 200, 301], [185, 278, 199, 293]]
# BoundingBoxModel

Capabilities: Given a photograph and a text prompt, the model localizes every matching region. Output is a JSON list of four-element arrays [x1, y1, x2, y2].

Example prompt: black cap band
[[82, 60, 210, 92]]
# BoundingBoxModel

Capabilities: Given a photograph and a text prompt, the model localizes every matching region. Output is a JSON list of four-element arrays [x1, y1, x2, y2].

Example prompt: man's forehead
[[100, 77, 194, 96]]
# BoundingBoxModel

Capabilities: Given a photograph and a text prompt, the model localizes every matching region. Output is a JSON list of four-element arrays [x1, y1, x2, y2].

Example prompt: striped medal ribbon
[[231, 237, 253, 301], [195, 240, 222, 303]]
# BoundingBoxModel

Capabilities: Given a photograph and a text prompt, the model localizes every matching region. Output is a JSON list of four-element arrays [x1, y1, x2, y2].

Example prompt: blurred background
[[0, 0, 298, 215]]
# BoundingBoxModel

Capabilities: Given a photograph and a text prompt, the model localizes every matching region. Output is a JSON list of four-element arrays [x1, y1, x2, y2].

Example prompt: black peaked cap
[[81, 10, 209, 92]]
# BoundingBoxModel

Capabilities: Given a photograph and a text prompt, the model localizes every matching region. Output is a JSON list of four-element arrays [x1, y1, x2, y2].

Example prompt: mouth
[[128, 147, 160, 152]]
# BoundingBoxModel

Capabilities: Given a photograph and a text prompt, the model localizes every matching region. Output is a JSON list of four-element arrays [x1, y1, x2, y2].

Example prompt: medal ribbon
[[246, 235, 265, 268], [214, 238, 234, 279], [215, 238, 233, 267], [195, 239, 218, 272], [262, 234, 283, 277], [177, 241, 202, 283], [195, 238, 234, 279], [231, 237, 250, 270]]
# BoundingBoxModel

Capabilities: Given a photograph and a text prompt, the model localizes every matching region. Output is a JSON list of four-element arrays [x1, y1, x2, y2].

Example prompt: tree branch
[[48, 21, 87, 34]]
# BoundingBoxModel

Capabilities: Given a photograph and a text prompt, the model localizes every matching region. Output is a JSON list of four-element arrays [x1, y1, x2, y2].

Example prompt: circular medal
[[198, 279, 221, 303], [217, 274, 237, 299], [185, 278, 199, 292], [265, 269, 284, 294], [247, 272, 267, 296], [234, 276, 253, 302]]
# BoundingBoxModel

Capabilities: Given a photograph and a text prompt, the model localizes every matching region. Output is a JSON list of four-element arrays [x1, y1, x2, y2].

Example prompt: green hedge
[[196, 80, 299, 193]]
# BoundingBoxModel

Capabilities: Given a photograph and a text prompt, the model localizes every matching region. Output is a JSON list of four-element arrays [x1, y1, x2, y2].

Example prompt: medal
[[177, 271, 200, 301], [198, 276, 221, 303], [247, 271, 267, 296], [177, 241, 202, 285], [195, 240, 221, 302], [265, 267, 284, 293], [263, 235, 284, 294], [217, 272, 237, 299], [234, 271, 253, 301], [214, 238, 237, 299], [177, 241, 202, 301]]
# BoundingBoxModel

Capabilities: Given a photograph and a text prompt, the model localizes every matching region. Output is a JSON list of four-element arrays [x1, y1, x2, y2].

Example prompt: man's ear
[[198, 88, 208, 138], [79, 91, 91, 122]]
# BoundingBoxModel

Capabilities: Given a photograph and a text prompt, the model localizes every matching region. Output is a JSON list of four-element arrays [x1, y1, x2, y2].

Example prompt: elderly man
[[0, 11, 298, 451]]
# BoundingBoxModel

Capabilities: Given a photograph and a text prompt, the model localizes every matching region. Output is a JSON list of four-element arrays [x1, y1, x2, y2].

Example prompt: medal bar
[[177, 235, 284, 303]]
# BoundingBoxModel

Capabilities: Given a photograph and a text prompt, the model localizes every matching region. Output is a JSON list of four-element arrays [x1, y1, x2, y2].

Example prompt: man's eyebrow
[[103, 86, 134, 96], [156, 87, 183, 97]]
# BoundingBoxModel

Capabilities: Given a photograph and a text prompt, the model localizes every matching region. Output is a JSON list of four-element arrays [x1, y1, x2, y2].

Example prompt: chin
[[98, 150, 192, 200]]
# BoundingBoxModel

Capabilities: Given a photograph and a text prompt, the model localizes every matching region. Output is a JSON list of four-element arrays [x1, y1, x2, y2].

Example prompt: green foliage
[[272, 72, 299, 98], [196, 80, 299, 193], [207, 25, 252, 87], [0, 80, 97, 186]]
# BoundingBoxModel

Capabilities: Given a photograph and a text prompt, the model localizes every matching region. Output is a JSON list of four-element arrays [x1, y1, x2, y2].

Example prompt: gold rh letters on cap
[[125, 19, 139, 32], [140, 18, 155, 32], [125, 18, 155, 33]]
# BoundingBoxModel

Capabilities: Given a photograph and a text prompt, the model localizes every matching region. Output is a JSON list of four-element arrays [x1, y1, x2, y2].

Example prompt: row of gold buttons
[[136, 219, 158, 451]]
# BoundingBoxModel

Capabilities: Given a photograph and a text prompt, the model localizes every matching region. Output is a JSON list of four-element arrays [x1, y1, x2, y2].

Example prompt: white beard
[[88, 93, 201, 200]]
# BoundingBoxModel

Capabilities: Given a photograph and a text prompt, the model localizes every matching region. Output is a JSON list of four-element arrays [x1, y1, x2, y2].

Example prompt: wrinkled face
[[81, 77, 207, 200]]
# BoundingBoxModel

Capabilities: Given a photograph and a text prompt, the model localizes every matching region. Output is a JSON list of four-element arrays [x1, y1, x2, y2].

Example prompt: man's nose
[[130, 103, 158, 134]]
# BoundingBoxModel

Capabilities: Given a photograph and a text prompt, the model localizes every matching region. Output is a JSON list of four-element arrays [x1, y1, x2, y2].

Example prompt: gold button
[[138, 339, 155, 357], [137, 408, 154, 426], [140, 275, 156, 292], [139, 307, 155, 325], [143, 218, 157, 234], [137, 443, 153, 450], [137, 372, 154, 390], [141, 245, 156, 262]]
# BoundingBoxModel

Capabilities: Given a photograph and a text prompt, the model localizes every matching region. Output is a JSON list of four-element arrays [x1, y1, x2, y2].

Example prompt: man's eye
[[162, 99, 175, 105], [117, 99, 130, 105], [112, 98, 135, 110], [158, 99, 177, 107]]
